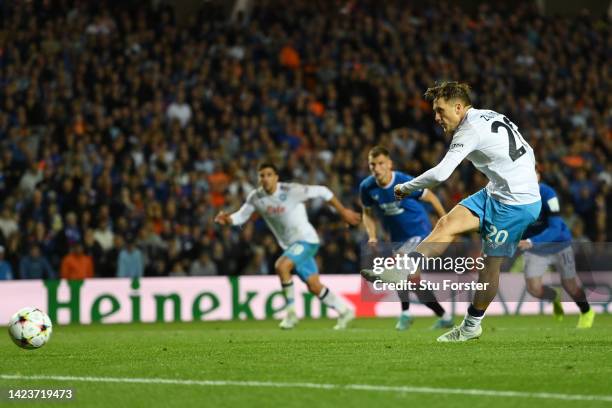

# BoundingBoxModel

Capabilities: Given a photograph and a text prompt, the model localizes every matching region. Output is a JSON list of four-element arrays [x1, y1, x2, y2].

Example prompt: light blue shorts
[[282, 241, 320, 282], [460, 189, 541, 257]]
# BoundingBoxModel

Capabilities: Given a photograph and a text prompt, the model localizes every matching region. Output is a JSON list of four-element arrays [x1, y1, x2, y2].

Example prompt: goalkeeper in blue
[[360, 146, 453, 330], [369, 81, 542, 342], [519, 173, 595, 328]]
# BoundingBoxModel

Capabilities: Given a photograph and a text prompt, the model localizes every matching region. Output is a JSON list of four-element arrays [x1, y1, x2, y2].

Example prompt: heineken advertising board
[[0, 274, 607, 325]]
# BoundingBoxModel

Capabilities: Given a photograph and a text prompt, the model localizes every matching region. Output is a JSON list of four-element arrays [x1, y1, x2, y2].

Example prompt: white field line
[[1, 374, 612, 403]]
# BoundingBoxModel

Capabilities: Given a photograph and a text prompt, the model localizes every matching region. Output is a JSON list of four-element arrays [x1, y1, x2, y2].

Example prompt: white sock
[[318, 287, 348, 314], [462, 310, 484, 332], [400, 309, 411, 317], [282, 280, 295, 311], [442, 311, 452, 321]]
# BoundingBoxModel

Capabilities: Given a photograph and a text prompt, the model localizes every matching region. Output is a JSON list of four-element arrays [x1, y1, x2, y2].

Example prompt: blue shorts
[[460, 189, 541, 257], [282, 241, 320, 282]]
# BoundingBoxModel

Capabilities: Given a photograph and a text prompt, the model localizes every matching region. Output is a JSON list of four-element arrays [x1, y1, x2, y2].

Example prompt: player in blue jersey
[[519, 172, 594, 328], [360, 146, 454, 330]]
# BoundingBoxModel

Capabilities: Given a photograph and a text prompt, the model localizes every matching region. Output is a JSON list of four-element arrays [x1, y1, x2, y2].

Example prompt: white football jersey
[[400, 107, 540, 205], [230, 182, 333, 249]]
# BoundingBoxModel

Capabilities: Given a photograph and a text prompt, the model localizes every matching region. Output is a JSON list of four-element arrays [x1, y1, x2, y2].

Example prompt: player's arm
[[215, 196, 256, 227], [326, 194, 362, 226], [419, 189, 447, 218], [296, 184, 361, 226], [362, 207, 378, 243], [519, 195, 563, 250], [395, 127, 478, 200]]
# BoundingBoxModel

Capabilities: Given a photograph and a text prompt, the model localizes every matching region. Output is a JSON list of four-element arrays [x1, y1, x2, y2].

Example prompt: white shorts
[[524, 246, 577, 280]]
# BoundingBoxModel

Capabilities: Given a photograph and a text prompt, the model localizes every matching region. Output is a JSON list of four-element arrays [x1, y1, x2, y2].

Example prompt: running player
[[360, 145, 453, 330], [215, 162, 361, 330]]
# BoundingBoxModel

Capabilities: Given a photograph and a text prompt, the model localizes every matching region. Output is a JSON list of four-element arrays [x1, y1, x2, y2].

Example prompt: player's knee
[[274, 258, 293, 276], [526, 280, 542, 297], [307, 279, 323, 295], [431, 215, 454, 239]]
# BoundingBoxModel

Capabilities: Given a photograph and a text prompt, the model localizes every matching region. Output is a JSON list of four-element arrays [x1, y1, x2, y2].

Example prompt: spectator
[[0, 246, 13, 280], [60, 242, 94, 280], [189, 252, 219, 276], [19, 245, 56, 279], [117, 235, 144, 278]]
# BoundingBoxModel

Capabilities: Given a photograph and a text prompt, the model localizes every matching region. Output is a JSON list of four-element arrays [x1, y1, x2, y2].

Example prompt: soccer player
[[215, 162, 361, 330], [360, 146, 454, 330], [379, 81, 542, 342], [518, 172, 595, 328]]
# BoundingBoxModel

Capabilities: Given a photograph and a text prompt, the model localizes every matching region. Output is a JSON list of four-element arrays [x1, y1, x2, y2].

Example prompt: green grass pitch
[[1, 314, 611, 408]]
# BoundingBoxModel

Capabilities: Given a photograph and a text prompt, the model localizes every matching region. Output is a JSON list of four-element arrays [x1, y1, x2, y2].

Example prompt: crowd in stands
[[0, 0, 609, 279]]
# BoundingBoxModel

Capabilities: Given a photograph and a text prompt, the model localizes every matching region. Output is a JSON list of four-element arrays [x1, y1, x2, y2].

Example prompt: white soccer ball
[[8, 307, 53, 349]]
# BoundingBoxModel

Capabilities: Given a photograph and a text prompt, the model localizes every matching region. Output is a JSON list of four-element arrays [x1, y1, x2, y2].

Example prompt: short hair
[[424, 81, 472, 105], [257, 162, 279, 174], [368, 145, 390, 158]]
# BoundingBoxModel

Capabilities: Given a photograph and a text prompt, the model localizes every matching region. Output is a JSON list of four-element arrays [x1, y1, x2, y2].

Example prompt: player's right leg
[[524, 252, 563, 321], [274, 256, 299, 329]]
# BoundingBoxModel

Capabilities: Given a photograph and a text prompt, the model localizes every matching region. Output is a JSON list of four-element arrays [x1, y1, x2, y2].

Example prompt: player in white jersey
[[381, 81, 541, 342], [215, 162, 361, 330]]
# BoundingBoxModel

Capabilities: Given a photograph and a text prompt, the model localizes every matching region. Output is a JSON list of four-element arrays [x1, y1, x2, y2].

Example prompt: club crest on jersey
[[266, 205, 285, 215], [279, 193, 287, 201], [372, 194, 379, 201]]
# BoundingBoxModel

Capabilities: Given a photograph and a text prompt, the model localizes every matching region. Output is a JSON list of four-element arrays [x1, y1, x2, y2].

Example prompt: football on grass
[[8, 307, 53, 349]]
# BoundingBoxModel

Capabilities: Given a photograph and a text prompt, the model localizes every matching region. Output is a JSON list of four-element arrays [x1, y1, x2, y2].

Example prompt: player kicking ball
[[360, 146, 453, 330], [519, 171, 595, 328], [371, 81, 542, 342], [215, 162, 361, 330]]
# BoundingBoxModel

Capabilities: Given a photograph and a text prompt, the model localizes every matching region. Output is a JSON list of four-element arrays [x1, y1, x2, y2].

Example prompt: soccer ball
[[8, 307, 53, 349]]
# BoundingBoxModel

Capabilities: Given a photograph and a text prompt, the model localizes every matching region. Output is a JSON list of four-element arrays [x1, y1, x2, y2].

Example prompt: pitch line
[[1, 374, 612, 403]]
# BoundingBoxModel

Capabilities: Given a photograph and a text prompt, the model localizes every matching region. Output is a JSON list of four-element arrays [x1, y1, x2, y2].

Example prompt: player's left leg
[[554, 246, 594, 328], [396, 290, 413, 331], [305, 273, 354, 330]]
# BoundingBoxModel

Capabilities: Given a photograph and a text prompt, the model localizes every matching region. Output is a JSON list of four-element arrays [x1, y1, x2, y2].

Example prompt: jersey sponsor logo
[[379, 202, 404, 216], [266, 205, 285, 215]]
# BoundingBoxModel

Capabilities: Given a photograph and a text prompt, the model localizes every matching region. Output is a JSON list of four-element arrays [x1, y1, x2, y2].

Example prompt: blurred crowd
[[0, 0, 609, 280]]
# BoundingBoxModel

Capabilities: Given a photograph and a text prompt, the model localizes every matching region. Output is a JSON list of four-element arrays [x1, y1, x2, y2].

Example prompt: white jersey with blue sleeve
[[229, 182, 333, 249], [399, 108, 540, 205]]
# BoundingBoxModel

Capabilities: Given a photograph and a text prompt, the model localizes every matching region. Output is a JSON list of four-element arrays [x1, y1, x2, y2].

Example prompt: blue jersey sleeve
[[529, 184, 563, 243]]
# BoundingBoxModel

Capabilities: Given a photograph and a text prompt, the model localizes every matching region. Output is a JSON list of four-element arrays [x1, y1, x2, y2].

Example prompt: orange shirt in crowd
[[60, 253, 94, 280]]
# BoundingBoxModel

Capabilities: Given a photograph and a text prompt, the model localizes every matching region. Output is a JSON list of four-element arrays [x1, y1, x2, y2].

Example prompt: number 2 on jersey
[[491, 117, 527, 162]]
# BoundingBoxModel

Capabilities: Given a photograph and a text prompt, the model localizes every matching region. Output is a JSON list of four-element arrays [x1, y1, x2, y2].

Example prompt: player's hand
[[394, 185, 410, 201], [341, 209, 362, 226], [214, 211, 232, 225], [518, 239, 533, 250]]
